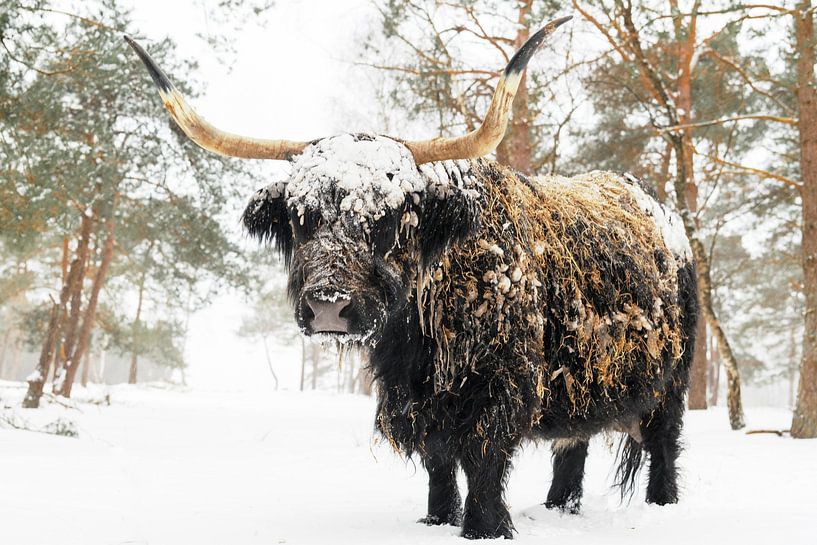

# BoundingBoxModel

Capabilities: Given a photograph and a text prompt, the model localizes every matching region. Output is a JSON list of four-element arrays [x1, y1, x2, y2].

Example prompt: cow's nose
[[306, 296, 352, 333]]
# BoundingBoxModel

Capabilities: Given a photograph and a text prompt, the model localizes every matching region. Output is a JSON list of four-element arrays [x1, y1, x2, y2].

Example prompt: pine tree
[[0, 1, 256, 404]]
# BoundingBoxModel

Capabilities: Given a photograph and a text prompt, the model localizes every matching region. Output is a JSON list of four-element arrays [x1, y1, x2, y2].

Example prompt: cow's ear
[[242, 182, 294, 265], [416, 185, 481, 269]]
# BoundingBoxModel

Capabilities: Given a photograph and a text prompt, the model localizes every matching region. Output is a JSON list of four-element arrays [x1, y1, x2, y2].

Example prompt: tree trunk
[[58, 237, 91, 378], [57, 213, 115, 398], [791, 1, 817, 438], [357, 354, 374, 396], [299, 337, 306, 392], [688, 317, 708, 409], [668, 125, 744, 428], [689, 238, 746, 429], [80, 338, 91, 388], [675, 6, 708, 410], [709, 334, 720, 406], [22, 303, 60, 408], [0, 326, 12, 379], [261, 336, 279, 390], [54, 221, 95, 387], [494, 0, 533, 173], [61, 236, 69, 282], [128, 256, 150, 385], [311, 342, 319, 390], [656, 140, 672, 202], [97, 347, 106, 383], [345, 355, 356, 393], [23, 214, 93, 408]]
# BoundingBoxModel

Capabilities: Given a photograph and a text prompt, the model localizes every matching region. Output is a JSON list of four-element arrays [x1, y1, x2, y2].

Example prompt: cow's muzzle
[[303, 293, 353, 334]]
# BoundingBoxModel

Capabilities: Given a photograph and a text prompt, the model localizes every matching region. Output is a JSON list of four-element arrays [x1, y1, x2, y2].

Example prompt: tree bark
[[128, 249, 151, 385], [688, 237, 745, 429], [675, 4, 708, 410], [22, 302, 60, 408], [656, 140, 672, 202], [299, 337, 306, 392], [23, 214, 93, 408], [0, 326, 12, 378], [57, 213, 115, 398], [311, 342, 319, 390], [261, 336, 279, 390], [709, 334, 720, 406], [494, 0, 534, 174], [97, 347, 106, 383], [357, 354, 374, 396], [80, 337, 91, 388], [791, 1, 817, 438], [54, 219, 94, 384], [688, 317, 709, 409]]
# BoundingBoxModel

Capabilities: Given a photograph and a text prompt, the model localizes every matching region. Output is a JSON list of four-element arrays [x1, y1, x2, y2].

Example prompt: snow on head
[[286, 134, 426, 221]]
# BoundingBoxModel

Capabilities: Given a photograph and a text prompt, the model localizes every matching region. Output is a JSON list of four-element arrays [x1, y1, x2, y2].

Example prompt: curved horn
[[404, 16, 572, 165], [124, 36, 308, 161]]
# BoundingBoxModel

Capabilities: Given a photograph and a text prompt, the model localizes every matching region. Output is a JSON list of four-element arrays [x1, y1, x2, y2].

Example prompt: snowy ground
[[0, 380, 814, 545]]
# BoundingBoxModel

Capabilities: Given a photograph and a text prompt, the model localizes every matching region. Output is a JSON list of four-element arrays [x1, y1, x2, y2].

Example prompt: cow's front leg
[[418, 438, 462, 526], [460, 439, 516, 539]]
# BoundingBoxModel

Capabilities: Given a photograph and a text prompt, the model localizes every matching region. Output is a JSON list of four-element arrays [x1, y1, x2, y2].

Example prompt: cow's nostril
[[338, 302, 354, 320], [306, 296, 352, 333]]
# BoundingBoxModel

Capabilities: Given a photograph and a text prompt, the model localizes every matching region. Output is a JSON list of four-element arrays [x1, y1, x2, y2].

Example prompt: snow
[[621, 172, 693, 262], [287, 134, 426, 221], [0, 380, 813, 544], [255, 135, 478, 226]]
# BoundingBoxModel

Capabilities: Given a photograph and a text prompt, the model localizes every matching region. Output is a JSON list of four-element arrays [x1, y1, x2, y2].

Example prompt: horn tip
[[124, 35, 174, 94], [553, 15, 574, 28], [504, 15, 572, 78]]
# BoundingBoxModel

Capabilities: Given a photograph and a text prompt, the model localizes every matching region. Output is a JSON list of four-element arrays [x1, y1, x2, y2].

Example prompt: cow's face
[[243, 134, 480, 344]]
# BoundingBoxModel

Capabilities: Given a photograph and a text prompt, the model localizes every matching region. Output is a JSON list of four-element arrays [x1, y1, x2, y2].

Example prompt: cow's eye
[[291, 208, 323, 242], [369, 214, 398, 255]]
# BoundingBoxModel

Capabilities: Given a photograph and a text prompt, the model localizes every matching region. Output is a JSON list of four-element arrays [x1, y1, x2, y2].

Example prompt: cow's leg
[[459, 438, 516, 539], [545, 438, 589, 514], [642, 394, 685, 505], [418, 438, 462, 526]]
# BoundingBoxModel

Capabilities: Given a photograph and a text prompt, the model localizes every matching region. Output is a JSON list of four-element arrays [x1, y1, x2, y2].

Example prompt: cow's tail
[[613, 434, 644, 501]]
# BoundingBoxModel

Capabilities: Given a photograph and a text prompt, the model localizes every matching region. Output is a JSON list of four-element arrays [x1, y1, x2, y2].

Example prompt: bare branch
[[694, 146, 802, 191], [660, 114, 798, 132], [701, 47, 795, 112], [0, 38, 73, 76]]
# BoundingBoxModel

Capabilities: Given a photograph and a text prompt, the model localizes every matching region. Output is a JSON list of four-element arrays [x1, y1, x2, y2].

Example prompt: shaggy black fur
[[243, 151, 698, 540]]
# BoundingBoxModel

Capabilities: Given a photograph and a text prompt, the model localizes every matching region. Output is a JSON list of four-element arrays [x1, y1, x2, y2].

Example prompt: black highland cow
[[127, 17, 697, 540]]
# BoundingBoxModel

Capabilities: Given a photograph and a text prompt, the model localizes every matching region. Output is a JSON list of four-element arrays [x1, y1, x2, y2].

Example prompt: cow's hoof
[[462, 528, 513, 540], [544, 499, 581, 515], [461, 521, 513, 540], [646, 494, 678, 506], [418, 510, 462, 526]]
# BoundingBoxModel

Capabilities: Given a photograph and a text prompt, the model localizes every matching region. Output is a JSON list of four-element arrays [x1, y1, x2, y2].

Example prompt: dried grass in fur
[[421, 162, 685, 416]]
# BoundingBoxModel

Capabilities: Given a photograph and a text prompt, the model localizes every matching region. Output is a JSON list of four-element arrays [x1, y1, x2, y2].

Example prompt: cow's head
[[240, 134, 481, 342], [125, 17, 570, 344]]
